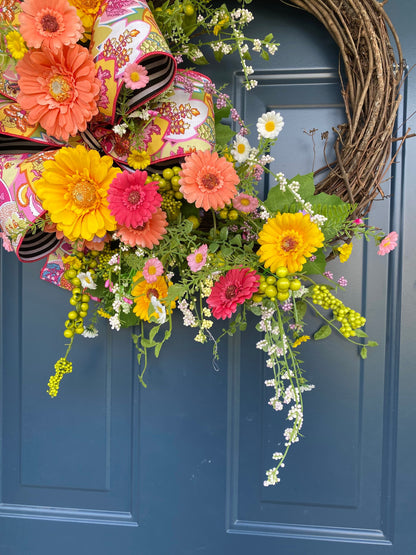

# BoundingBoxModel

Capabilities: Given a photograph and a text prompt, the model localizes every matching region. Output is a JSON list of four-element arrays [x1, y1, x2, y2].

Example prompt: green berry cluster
[[149, 167, 183, 220], [253, 266, 302, 303], [312, 285, 366, 338], [47, 357, 73, 398]]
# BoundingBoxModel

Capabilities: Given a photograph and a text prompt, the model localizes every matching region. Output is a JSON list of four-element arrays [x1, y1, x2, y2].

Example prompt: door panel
[[1, 2, 414, 554]]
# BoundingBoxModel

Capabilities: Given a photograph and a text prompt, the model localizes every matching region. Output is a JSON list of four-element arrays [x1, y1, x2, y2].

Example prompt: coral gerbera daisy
[[16, 44, 100, 141], [116, 208, 168, 249], [207, 267, 260, 320], [232, 193, 259, 213], [257, 212, 325, 274], [123, 63, 149, 90], [179, 150, 240, 211], [131, 272, 174, 322], [34, 145, 121, 242], [107, 170, 161, 228], [19, 0, 83, 53], [143, 257, 164, 283]]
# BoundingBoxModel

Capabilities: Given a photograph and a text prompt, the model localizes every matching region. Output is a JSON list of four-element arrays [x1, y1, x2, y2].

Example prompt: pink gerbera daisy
[[143, 257, 164, 283], [116, 208, 168, 248], [377, 231, 398, 255], [187, 244, 208, 272], [108, 170, 162, 228], [123, 63, 149, 90], [179, 150, 240, 211], [207, 267, 260, 320], [19, 0, 83, 53], [232, 193, 259, 213]]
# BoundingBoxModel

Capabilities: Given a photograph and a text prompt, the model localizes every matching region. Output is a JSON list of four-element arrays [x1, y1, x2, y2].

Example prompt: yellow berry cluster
[[253, 266, 302, 303], [311, 285, 366, 338], [47, 357, 73, 398]]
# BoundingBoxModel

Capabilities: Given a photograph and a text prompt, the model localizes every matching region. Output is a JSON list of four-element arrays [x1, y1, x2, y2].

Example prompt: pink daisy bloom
[[143, 257, 164, 283], [232, 193, 259, 213], [108, 170, 161, 228], [377, 231, 398, 255], [207, 267, 260, 320], [187, 244, 208, 272], [123, 63, 149, 90]]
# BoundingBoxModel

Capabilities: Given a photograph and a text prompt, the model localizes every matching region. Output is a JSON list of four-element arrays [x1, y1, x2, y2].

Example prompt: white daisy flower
[[256, 111, 284, 139], [77, 271, 96, 290], [231, 136, 251, 163], [82, 326, 98, 339]]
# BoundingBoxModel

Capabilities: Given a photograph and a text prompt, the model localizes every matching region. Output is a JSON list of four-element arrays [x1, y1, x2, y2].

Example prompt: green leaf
[[260, 50, 269, 61], [354, 329, 368, 338], [221, 245, 233, 257], [213, 49, 224, 63], [154, 342, 163, 358], [141, 337, 156, 349], [149, 325, 161, 343], [215, 122, 235, 145], [294, 300, 307, 321], [367, 340, 379, 347], [230, 234, 242, 247], [264, 173, 315, 213], [300, 249, 326, 276], [314, 325, 332, 340], [214, 105, 231, 123], [192, 55, 209, 65], [264, 33, 274, 42], [360, 346, 368, 359], [219, 226, 229, 240], [209, 242, 219, 253]]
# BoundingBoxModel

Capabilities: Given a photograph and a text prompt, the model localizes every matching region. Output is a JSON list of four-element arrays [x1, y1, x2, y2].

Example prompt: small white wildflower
[[77, 271, 96, 290], [252, 39, 262, 52], [194, 330, 207, 343], [135, 248, 145, 257], [112, 123, 128, 136], [109, 314, 121, 331], [267, 43, 278, 55], [259, 205, 271, 221]]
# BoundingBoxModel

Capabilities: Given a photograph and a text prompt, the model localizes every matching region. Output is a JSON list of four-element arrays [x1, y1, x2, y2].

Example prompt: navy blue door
[[1, 2, 415, 554]]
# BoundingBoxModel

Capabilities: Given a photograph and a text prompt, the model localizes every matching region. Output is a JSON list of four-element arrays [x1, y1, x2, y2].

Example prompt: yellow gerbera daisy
[[257, 212, 325, 274], [34, 145, 121, 242], [131, 272, 175, 322], [128, 149, 151, 170], [68, 0, 102, 40], [6, 31, 27, 60], [337, 242, 353, 263]]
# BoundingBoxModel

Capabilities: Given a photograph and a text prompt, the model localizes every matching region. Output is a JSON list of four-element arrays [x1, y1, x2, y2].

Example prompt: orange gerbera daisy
[[34, 145, 121, 242], [179, 150, 239, 211], [16, 44, 100, 141], [257, 212, 325, 274], [131, 272, 174, 322], [116, 208, 168, 249], [19, 0, 83, 52]]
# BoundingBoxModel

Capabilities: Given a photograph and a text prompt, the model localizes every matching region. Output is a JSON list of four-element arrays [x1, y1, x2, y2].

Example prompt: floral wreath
[[0, 0, 401, 487]]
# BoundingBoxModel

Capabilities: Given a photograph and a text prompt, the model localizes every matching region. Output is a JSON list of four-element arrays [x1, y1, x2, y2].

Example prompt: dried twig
[[285, 0, 405, 216]]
